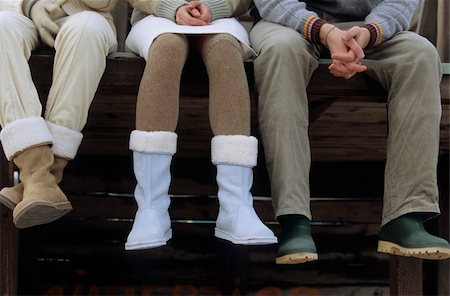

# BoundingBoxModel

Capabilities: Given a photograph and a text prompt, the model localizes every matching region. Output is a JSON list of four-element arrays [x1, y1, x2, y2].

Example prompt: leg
[[136, 33, 188, 132], [199, 33, 250, 136], [250, 21, 319, 220], [45, 11, 117, 158], [250, 20, 320, 263], [126, 33, 189, 250], [364, 31, 450, 259], [199, 33, 276, 244]]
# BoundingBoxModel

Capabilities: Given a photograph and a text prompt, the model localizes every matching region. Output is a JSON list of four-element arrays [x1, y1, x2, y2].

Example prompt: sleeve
[[80, 0, 118, 12], [127, 0, 188, 22], [202, 0, 253, 21], [363, 0, 419, 47], [253, 0, 326, 44], [23, 0, 38, 18]]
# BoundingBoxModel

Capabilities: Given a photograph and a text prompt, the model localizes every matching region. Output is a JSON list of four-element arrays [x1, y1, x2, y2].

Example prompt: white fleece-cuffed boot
[[0, 121, 82, 210], [125, 130, 177, 250], [212, 135, 277, 245]]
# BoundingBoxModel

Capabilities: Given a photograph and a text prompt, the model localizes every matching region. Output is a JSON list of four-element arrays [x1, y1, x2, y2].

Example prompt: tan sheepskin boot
[[12, 145, 72, 228], [0, 157, 69, 210]]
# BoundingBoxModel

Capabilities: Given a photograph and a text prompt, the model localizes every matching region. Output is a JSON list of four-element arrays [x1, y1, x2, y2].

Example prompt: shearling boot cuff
[[211, 135, 258, 167], [46, 121, 83, 160], [0, 117, 53, 161], [129, 130, 177, 155]]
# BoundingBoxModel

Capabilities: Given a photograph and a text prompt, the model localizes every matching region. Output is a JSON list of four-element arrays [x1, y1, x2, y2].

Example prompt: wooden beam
[[390, 256, 423, 296], [0, 156, 18, 296]]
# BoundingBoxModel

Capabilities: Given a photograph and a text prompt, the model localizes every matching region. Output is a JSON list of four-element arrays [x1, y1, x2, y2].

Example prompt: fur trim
[[0, 117, 53, 161], [211, 135, 258, 167], [46, 121, 83, 160], [129, 130, 177, 155]]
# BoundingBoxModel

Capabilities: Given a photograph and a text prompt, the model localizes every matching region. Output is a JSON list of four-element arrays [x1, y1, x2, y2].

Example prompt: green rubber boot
[[276, 214, 318, 264], [378, 213, 450, 260]]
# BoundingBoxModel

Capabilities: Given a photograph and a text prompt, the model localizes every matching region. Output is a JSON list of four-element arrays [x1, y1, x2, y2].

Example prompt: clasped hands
[[30, 0, 112, 47], [322, 24, 371, 79], [176, 1, 212, 26]]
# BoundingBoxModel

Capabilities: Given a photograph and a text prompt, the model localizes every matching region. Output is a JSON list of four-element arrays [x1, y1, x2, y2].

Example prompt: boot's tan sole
[[13, 200, 72, 228], [276, 252, 318, 264], [378, 240, 450, 260]]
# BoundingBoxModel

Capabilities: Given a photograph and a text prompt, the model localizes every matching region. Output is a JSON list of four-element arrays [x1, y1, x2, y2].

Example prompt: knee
[[393, 33, 441, 74], [57, 11, 111, 45], [202, 33, 242, 57], [257, 31, 311, 62], [151, 33, 188, 57], [0, 12, 23, 36]]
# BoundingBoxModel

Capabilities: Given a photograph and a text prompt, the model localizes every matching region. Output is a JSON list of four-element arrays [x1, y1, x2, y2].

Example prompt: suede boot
[[125, 131, 177, 250], [378, 213, 450, 260], [212, 135, 277, 245], [276, 214, 318, 264], [12, 145, 72, 228], [0, 157, 68, 210]]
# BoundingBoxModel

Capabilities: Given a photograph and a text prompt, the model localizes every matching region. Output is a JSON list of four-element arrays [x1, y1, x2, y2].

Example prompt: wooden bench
[[0, 4, 449, 295]]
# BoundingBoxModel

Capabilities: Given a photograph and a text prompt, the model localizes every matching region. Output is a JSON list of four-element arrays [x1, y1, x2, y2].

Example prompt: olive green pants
[[250, 20, 442, 226]]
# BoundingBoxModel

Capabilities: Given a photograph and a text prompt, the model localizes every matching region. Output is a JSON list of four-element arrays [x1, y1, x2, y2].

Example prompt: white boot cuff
[[211, 135, 258, 167], [46, 121, 83, 160], [129, 130, 177, 155], [0, 117, 53, 161]]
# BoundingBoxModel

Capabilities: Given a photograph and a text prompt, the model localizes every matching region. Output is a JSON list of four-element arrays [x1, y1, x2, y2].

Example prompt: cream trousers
[[0, 10, 117, 131]]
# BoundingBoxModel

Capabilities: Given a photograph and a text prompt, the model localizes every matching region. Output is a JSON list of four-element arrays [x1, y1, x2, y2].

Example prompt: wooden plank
[[390, 256, 423, 296], [110, 0, 130, 51], [0, 156, 18, 296]]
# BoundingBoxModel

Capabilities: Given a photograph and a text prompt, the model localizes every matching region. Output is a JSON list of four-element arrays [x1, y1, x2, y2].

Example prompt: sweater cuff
[[202, 0, 230, 21], [156, 0, 189, 22], [303, 16, 327, 45], [23, 0, 39, 18], [362, 22, 382, 47]]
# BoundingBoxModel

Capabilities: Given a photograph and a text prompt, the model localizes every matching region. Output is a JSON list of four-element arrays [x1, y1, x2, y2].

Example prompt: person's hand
[[331, 26, 370, 67], [321, 25, 366, 79], [30, 0, 65, 47], [187, 1, 211, 24], [176, 1, 211, 26]]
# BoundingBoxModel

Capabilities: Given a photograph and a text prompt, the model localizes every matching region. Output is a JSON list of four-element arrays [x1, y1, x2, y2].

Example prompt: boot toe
[[378, 214, 450, 260], [0, 184, 23, 210], [125, 209, 172, 250], [215, 206, 277, 245]]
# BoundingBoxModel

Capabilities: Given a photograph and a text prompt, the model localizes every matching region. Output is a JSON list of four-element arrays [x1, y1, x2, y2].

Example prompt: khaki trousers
[[250, 20, 442, 225], [0, 11, 117, 131]]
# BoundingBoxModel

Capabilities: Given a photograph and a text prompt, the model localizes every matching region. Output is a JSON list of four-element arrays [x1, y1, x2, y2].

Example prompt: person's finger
[[189, 7, 201, 17], [329, 62, 356, 77], [39, 28, 55, 47], [42, 18, 60, 35], [341, 26, 360, 41], [344, 61, 367, 73], [331, 48, 357, 63], [343, 38, 364, 59]]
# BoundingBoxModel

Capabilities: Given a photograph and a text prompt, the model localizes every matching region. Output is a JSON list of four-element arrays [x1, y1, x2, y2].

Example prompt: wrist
[[23, 0, 39, 18], [320, 23, 336, 47], [303, 16, 326, 44], [362, 22, 382, 48]]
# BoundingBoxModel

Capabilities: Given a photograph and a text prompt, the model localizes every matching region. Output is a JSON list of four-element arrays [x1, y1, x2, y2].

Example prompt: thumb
[[341, 26, 360, 41]]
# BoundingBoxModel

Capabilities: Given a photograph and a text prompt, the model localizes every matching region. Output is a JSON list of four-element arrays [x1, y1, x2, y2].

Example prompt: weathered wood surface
[[28, 54, 450, 162]]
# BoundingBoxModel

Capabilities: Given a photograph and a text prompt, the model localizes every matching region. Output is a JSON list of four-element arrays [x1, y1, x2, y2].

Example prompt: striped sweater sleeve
[[253, 0, 327, 44], [363, 0, 419, 47]]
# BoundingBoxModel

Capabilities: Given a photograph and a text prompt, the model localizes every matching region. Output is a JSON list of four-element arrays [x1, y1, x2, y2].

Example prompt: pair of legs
[[125, 32, 276, 250], [250, 20, 449, 263], [0, 11, 117, 228]]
